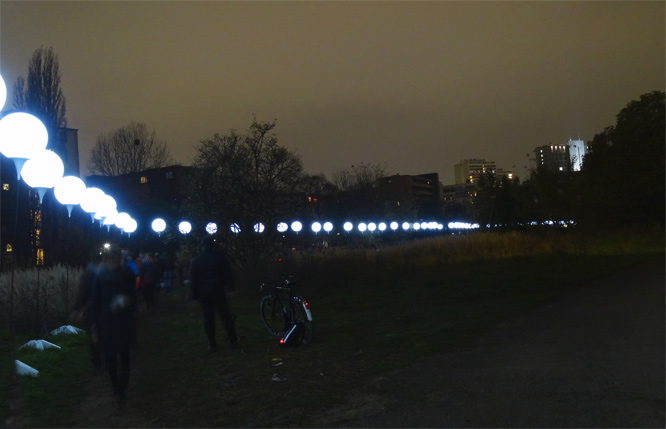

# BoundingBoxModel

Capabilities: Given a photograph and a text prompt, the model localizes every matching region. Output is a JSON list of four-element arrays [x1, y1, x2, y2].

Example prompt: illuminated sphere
[[0, 112, 48, 162], [378, 222, 387, 231], [343, 222, 353, 232], [420, 222, 428, 230], [358, 223, 367, 232], [277, 222, 288, 233], [311, 222, 321, 233], [230, 223, 241, 234], [80, 187, 105, 214], [368, 223, 377, 232], [178, 221, 192, 235], [103, 210, 118, 226], [0, 74, 6, 110], [54, 176, 86, 206], [390, 221, 399, 231], [96, 194, 117, 219], [402, 222, 410, 231], [254, 222, 265, 233], [123, 218, 138, 234], [115, 212, 132, 230], [152, 218, 166, 233], [291, 221, 302, 233], [206, 222, 217, 234], [323, 222, 333, 233], [21, 150, 64, 190], [413, 223, 421, 230]]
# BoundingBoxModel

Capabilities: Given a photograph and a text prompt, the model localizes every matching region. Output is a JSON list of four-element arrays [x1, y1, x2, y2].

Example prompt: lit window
[[141, 176, 148, 184], [3, 183, 9, 191], [6, 244, 12, 253], [36, 248, 44, 266]]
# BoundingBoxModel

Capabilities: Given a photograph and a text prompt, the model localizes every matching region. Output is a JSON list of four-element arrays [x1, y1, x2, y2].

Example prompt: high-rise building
[[568, 139, 586, 171], [535, 145, 571, 172], [453, 159, 497, 184]]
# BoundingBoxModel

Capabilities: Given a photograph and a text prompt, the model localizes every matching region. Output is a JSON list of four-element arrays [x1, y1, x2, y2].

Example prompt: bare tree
[[188, 118, 303, 264], [13, 46, 67, 155], [331, 162, 388, 191], [88, 122, 173, 176]]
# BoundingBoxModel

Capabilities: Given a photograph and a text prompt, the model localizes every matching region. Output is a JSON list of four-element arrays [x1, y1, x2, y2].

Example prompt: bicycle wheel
[[293, 297, 314, 345], [260, 294, 288, 337]]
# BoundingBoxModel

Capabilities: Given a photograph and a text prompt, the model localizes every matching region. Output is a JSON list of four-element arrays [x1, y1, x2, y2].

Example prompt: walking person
[[138, 251, 158, 310], [189, 236, 239, 352], [89, 247, 137, 405], [70, 255, 103, 372]]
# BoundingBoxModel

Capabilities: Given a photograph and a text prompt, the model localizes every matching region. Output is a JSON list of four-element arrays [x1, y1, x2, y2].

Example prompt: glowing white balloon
[[152, 218, 166, 234], [21, 150, 64, 203], [206, 222, 217, 234], [123, 218, 138, 235], [0, 112, 48, 178], [178, 221, 192, 235], [54, 176, 86, 217]]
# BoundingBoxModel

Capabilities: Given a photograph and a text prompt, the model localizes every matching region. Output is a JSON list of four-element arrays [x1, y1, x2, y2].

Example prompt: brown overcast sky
[[1, 1, 664, 184]]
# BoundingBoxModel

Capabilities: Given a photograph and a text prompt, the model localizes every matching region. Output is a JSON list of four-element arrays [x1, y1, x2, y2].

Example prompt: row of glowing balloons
[[174, 220, 453, 236], [0, 74, 139, 235], [1, 74, 475, 239]]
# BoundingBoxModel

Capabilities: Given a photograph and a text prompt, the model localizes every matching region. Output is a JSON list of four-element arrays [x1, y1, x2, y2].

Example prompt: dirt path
[[309, 257, 665, 427]]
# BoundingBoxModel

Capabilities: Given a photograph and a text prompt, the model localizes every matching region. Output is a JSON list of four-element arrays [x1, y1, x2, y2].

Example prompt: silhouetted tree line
[[473, 90, 665, 229]]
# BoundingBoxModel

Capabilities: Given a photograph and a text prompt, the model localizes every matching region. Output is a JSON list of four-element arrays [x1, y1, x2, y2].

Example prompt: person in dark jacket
[[71, 255, 103, 371], [89, 247, 137, 405], [189, 236, 239, 352]]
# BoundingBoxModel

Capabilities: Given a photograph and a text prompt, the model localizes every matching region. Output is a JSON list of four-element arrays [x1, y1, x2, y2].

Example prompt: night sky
[[1, 1, 663, 184]]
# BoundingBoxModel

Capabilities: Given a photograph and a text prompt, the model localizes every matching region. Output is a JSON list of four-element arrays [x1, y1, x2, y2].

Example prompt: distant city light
[[277, 222, 288, 233]]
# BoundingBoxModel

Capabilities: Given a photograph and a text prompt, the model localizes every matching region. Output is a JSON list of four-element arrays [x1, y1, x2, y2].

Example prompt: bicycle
[[259, 274, 313, 345]]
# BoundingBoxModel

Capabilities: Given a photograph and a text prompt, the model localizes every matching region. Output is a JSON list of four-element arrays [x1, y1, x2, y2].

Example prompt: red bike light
[[303, 301, 310, 310]]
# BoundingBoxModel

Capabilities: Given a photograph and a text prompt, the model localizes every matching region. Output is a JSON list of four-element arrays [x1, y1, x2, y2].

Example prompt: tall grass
[[253, 226, 664, 297], [0, 265, 83, 338]]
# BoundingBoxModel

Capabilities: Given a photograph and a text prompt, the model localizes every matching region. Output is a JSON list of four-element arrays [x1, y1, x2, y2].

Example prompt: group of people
[[71, 237, 239, 406]]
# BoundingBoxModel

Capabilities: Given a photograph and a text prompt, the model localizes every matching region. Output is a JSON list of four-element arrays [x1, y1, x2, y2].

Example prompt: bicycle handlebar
[[260, 273, 296, 292]]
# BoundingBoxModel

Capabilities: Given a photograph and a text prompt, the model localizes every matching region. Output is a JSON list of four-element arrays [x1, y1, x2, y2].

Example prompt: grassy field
[[2, 227, 664, 427]]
